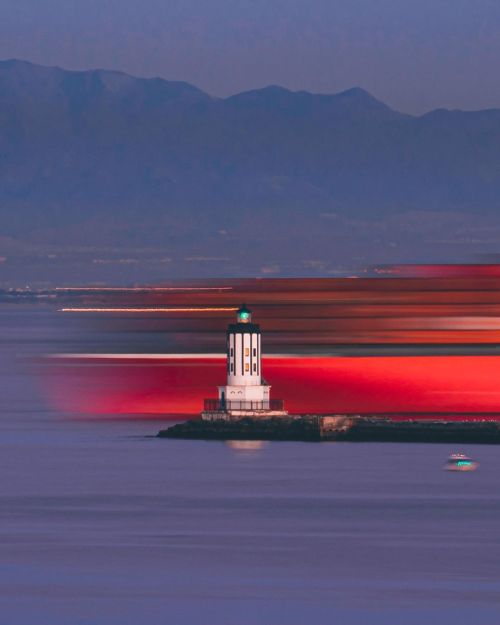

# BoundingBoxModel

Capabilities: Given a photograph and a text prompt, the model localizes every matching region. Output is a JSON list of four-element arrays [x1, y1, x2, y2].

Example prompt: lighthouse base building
[[202, 305, 287, 421]]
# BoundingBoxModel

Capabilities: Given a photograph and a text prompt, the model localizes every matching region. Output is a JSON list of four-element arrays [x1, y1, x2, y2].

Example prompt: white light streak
[[55, 287, 233, 292], [59, 307, 239, 313]]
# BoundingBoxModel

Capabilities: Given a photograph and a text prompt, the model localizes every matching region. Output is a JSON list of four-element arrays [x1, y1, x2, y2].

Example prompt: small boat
[[444, 453, 479, 472]]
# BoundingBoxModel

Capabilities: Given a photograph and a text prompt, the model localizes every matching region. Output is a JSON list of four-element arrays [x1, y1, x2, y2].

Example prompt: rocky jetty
[[158, 416, 500, 444]]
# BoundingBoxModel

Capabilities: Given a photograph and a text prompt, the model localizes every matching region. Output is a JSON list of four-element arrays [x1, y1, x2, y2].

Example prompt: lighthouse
[[202, 304, 287, 420]]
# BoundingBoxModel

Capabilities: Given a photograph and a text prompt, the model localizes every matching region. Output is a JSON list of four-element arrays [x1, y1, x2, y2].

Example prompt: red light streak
[[39, 354, 500, 419]]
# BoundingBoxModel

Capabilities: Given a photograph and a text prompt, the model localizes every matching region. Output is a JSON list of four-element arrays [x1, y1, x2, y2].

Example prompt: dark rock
[[158, 416, 500, 444]]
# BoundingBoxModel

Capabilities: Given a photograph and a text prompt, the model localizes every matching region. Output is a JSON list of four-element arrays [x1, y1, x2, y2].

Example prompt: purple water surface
[[1, 308, 500, 624]]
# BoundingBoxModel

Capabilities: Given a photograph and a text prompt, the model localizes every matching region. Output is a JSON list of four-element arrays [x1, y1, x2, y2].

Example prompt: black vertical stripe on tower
[[241, 332, 244, 376], [257, 333, 260, 376], [250, 332, 253, 374], [259, 334, 261, 377]]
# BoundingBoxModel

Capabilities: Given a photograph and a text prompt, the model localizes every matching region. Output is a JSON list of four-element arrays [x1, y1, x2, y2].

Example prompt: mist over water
[[2, 307, 500, 624]]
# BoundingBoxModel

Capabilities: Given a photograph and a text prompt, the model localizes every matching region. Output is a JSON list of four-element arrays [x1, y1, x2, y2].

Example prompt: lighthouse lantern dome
[[237, 304, 252, 324]]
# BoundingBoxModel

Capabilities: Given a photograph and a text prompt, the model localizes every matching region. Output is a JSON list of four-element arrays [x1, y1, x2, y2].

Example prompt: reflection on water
[[226, 440, 267, 452]]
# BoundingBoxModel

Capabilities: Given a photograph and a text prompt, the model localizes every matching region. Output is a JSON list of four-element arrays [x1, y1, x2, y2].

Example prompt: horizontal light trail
[[40, 353, 500, 417], [47, 353, 226, 359], [55, 286, 233, 292], [45, 353, 293, 359], [59, 307, 239, 313]]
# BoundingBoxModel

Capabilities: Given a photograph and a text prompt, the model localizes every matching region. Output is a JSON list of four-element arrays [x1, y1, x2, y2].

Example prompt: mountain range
[[1, 59, 500, 284]]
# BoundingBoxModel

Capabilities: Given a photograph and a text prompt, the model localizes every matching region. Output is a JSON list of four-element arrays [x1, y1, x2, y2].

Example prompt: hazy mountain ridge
[[1, 59, 500, 283]]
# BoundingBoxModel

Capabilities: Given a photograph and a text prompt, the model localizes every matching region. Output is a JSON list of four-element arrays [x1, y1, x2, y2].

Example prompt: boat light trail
[[59, 307, 239, 313]]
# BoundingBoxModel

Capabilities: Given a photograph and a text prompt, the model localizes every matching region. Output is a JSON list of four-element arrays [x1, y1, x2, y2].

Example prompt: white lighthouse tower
[[202, 304, 287, 420]]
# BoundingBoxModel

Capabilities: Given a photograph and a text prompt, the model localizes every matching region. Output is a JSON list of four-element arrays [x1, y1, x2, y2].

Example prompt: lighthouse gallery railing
[[204, 399, 285, 411]]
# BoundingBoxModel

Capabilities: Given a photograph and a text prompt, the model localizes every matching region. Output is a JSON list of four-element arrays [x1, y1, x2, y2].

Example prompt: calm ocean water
[[2, 308, 500, 624]]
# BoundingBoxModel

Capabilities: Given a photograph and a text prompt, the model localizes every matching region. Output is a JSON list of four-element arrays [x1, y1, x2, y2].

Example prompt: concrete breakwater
[[158, 416, 500, 443]]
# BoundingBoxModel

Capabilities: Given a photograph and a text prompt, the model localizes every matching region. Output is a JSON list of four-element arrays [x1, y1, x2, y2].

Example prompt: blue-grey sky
[[1, 0, 500, 114]]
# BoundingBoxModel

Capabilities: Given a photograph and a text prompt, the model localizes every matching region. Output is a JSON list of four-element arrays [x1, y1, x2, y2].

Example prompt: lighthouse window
[[245, 363, 250, 372], [230, 348, 233, 357], [253, 363, 256, 372], [230, 363, 233, 372], [245, 348, 249, 356], [253, 348, 256, 357]]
